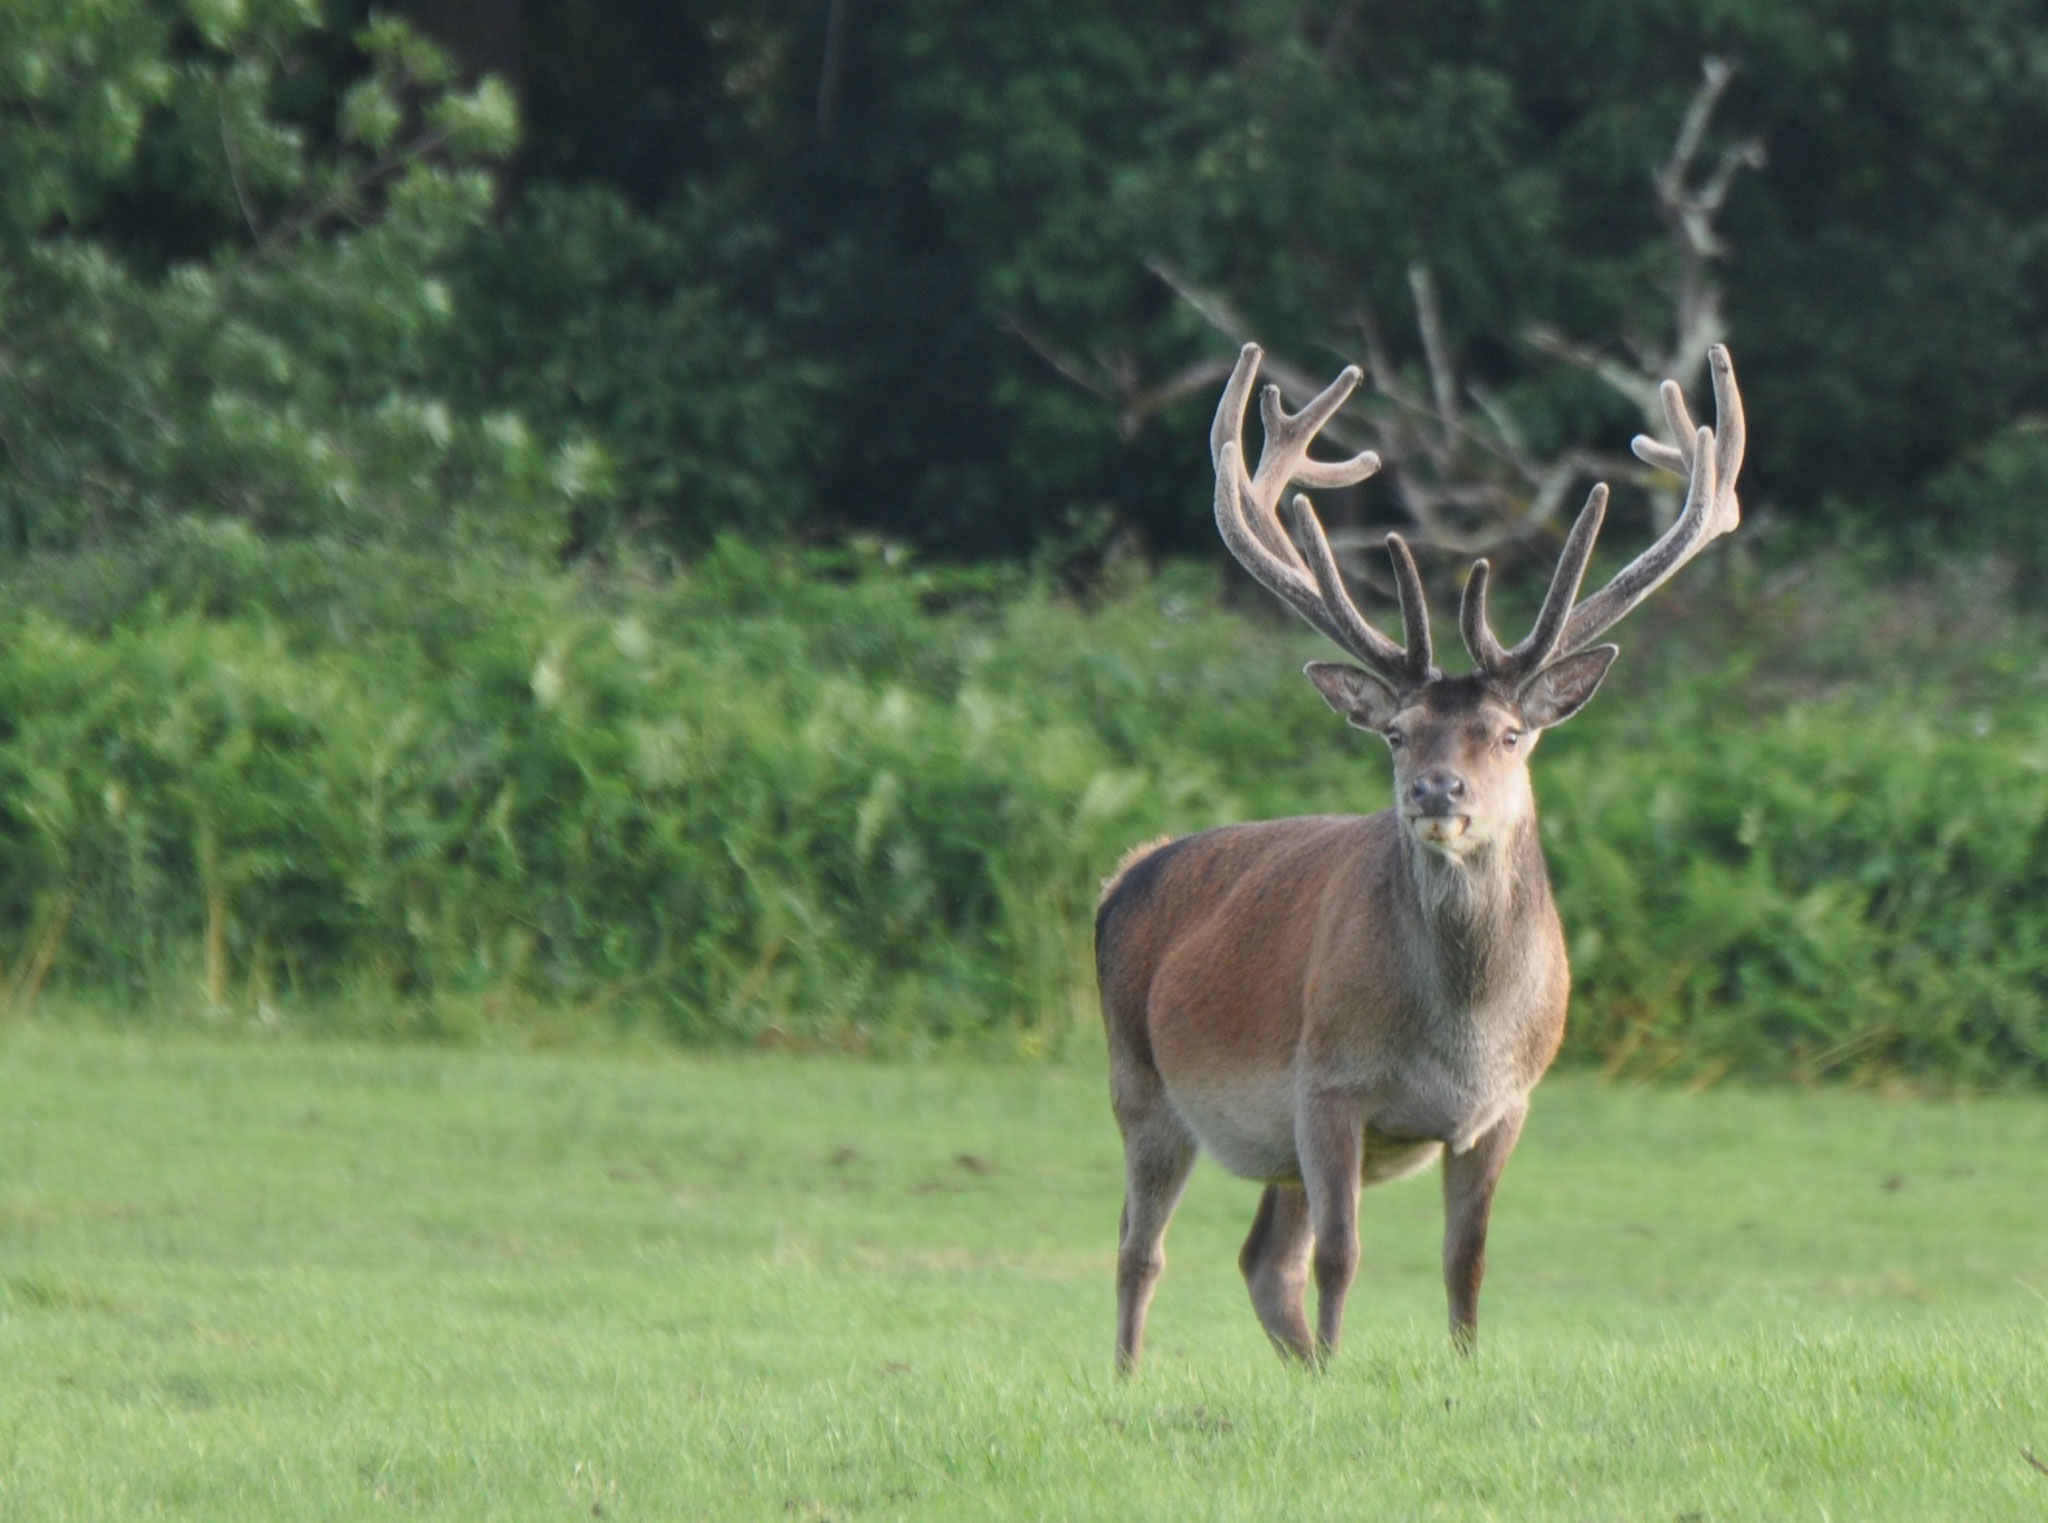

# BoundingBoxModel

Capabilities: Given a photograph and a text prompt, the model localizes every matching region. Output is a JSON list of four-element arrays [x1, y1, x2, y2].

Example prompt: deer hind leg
[[1441, 1102, 1527, 1353], [1238, 1182, 1314, 1362], [1111, 1078, 1196, 1375]]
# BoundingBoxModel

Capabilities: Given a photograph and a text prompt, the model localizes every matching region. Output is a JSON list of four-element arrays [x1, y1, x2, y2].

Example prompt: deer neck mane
[[1395, 812, 1554, 1011]]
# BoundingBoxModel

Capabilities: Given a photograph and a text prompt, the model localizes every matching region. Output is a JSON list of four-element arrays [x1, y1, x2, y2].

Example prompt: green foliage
[[1, 538, 2046, 1087], [452, 0, 2048, 556], [0, 538, 1243, 1048], [435, 185, 828, 550], [1926, 422, 2048, 596], [1538, 555, 2048, 1086], [0, 0, 173, 240], [0, 4, 575, 553], [8, 5, 2048, 1093], [1552, 687, 2048, 1087], [17, 3, 2048, 559]]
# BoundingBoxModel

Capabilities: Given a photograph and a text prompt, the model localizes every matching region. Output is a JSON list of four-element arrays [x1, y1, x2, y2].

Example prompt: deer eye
[[1384, 727, 1406, 749], [1501, 728, 1523, 750]]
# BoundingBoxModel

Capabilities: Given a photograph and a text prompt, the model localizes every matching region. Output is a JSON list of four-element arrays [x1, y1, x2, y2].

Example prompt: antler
[[1456, 485, 1609, 687], [1561, 343, 1744, 651], [1213, 342, 1744, 694], [1459, 344, 1746, 682], [1212, 344, 1437, 691]]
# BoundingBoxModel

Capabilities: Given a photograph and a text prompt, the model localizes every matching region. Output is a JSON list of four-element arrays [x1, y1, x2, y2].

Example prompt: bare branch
[[1408, 265, 1460, 429], [1523, 325, 1664, 421], [218, 90, 266, 247], [1509, 56, 1763, 529], [1128, 356, 1240, 434], [1659, 56, 1735, 203], [1002, 315, 1115, 403], [1002, 315, 1236, 439]]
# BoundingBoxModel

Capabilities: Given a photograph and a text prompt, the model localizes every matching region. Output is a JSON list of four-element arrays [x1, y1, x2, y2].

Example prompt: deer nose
[[1408, 769, 1467, 814]]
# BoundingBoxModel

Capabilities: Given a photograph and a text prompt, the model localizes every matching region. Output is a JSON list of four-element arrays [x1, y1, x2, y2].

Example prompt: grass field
[[1, 1026, 2045, 1520]]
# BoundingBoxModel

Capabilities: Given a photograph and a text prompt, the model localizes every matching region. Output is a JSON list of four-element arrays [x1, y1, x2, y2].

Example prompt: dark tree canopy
[[13, 0, 2048, 566]]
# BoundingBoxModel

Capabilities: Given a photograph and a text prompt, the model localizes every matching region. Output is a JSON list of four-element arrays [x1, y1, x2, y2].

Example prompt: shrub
[[1926, 422, 2048, 598], [0, 6, 578, 554], [435, 184, 831, 551], [0, 537, 2043, 1086]]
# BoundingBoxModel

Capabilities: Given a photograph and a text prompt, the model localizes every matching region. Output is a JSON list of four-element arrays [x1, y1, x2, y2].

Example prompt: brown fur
[[1098, 690, 1571, 1370], [1101, 339, 1743, 1372], [1099, 835, 1178, 901]]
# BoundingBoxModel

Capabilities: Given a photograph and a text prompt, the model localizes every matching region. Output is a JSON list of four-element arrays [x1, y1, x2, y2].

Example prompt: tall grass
[[1, 526, 2045, 1083]]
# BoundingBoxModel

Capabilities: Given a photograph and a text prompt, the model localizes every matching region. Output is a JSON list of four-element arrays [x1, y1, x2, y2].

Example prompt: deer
[[1095, 341, 1745, 1371]]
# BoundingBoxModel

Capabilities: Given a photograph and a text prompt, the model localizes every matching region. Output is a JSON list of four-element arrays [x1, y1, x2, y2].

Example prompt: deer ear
[[1305, 661, 1402, 733], [1517, 644, 1618, 729]]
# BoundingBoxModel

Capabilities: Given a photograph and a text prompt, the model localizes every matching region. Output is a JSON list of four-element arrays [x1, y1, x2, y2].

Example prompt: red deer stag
[[1096, 342, 1745, 1370]]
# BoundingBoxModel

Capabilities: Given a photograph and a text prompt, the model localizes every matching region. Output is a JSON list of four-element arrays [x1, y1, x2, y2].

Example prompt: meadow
[[2, 1023, 2044, 1520], [12, 12, 2048, 1517]]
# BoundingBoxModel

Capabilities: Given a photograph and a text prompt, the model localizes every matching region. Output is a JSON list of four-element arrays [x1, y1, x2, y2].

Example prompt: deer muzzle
[[1405, 769, 1470, 843]]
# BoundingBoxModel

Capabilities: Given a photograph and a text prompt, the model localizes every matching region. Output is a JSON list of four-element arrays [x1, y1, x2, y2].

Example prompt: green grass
[[2, 1026, 2045, 1519]]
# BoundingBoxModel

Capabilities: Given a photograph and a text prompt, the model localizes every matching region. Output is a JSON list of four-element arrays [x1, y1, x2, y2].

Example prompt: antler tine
[[1458, 485, 1608, 684], [1706, 341, 1745, 491], [1564, 424, 1719, 652], [1459, 561, 1509, 673], [1631, 434, 1686, 474], [1249, 364, 1377, 503], [1209, 344, 1264, 469], [1559, 344, 1745, 654], [1661, 374, 1699, 450], [1210, 345, 1378, 567], [1385, 533, 1435, 679], [1212, 345, 1428, 690], [1209, 347, 1294, 566], [1512, 485, 1608, 670], [1216, 445, 1396, 672], [1631, 358, 1745, 486], [1284, 494, 1433, 683]]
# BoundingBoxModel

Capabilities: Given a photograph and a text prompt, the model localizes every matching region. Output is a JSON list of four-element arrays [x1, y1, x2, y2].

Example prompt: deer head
[[1212, 342, 1745, 860]]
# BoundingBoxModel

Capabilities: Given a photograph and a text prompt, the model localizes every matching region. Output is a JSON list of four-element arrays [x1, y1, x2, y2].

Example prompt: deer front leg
[[1296, 1089, 1364, 1362], [1441, 1101, 1527, 1353]]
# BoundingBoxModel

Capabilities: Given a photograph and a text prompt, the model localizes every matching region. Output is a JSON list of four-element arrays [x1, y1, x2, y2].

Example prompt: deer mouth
[[1408, 813, 1470, 845]]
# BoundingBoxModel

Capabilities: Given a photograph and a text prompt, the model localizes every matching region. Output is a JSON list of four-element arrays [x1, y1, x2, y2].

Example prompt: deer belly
[[1362, 1130, 1444, 1184], [1163, 1070, 1301, 1182], [1164, 1075, 1446, 1186], [1370, 1076, 1521, 1156]]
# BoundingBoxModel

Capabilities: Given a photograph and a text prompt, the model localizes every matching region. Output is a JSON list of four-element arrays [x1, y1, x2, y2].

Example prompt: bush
[[435, 184, 831, 552], [1926, 422, 2048, 598], [1551, 681, 2048, 1087], [0, 535, 2043, 1087], [0, 538, 1244, 1051], [0, 6, 579, 554]]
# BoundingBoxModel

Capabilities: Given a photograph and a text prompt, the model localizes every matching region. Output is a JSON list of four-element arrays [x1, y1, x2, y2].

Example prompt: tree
[[0, 3, 570, 553]]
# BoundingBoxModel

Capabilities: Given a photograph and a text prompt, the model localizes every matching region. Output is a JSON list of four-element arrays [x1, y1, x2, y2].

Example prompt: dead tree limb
[[1526, 57, 1764, 524]]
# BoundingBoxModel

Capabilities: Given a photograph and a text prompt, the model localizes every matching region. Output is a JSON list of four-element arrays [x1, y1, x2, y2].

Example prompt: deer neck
[[1394, 812, 1554, 1012]]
